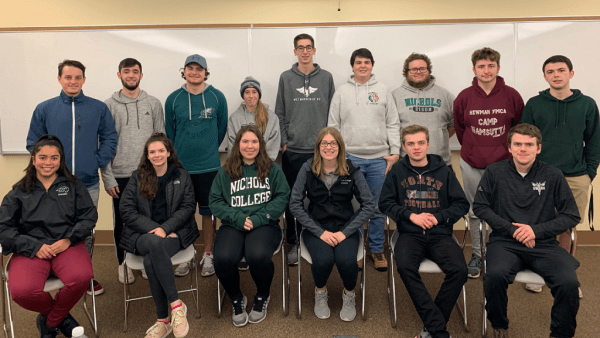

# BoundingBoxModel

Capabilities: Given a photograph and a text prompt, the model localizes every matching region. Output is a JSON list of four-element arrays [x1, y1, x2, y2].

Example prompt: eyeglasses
[[320, 141, 339, 148], [408, 67, 428, 73], [295, 45, 314, 52]]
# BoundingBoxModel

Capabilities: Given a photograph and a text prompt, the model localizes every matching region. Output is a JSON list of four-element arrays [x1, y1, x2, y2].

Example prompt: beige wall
[[1, 1, 598, 232]]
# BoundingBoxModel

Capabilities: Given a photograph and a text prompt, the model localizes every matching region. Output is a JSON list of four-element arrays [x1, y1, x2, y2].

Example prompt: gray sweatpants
[[459, 158, 487, 258]]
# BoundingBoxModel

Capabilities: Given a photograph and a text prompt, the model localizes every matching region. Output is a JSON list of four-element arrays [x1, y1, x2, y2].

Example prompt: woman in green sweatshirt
[[209, 124, 290, 327]]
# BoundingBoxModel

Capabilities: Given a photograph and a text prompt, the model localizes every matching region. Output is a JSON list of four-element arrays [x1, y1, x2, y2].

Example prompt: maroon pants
[[8, 242, 93, 327]]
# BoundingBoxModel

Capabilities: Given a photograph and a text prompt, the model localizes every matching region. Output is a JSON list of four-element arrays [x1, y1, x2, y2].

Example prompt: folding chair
[[216, 220, 290, 317], [2, 230, 99, 338], [386, 216, 469, 331], [480, 222, 576, 337], [122, 244, 200, 332]]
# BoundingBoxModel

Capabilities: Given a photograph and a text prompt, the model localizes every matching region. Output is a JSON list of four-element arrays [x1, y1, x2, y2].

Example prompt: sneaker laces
[[200, 253, 213, 269], [315, 290, 328, 306], [373, 253, 385, 261], [146, 322, 166, 337], [171, 306, 186, 329], [343, 291, 356, 307], [468, 255, 481, 268], [232, 298, 245, 316], [252, 296, 267, 312]]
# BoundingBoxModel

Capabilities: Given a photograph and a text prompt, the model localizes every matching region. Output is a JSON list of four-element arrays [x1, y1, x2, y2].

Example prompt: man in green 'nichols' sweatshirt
[[522, 55, 600, 297]]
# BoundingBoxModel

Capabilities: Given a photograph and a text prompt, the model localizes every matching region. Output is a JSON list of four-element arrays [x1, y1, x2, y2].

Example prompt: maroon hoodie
[[453, 76, 523, 169]]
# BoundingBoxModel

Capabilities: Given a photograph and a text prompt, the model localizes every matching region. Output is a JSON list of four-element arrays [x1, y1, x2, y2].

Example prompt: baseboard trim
[[94, 229, 600, 246]]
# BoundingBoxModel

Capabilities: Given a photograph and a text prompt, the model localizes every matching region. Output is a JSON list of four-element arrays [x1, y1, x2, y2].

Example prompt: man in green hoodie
[[522, 55, 600, 297]]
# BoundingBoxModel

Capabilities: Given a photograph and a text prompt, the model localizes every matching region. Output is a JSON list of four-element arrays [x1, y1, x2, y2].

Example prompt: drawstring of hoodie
[[123, 101, 141, 129], [353, 79, 370, 105], [187, 90, 207, 120], [554, 100, 568, 128]]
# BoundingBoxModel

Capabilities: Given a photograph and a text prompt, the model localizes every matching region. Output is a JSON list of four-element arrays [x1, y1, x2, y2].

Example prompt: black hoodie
[[473, 158, 580, 244], [379, 154, 469, 237]]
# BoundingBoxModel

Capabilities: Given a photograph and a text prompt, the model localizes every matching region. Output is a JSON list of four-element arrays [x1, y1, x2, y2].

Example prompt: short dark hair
[[58, 60, 85, 77], [118, 58, 142, 72], [401, 125, 429, 144], [542, 55, 573, 73], [507, 123, 542, 146], [294, 33, 314, 48], [350, 48, 375, 67], [471, 47, 500, 67], [403, 53, 432, 77]]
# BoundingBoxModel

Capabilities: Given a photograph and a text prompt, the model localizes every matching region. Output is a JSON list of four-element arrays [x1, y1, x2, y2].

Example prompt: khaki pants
[[560, 174, 591, 256]]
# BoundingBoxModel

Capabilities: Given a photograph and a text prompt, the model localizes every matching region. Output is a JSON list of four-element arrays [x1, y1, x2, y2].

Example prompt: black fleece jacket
[[379, 154, 469, 237], [119, 164, 199, 254], [0, 176, 97, 258], [473, 158, 580, 244]]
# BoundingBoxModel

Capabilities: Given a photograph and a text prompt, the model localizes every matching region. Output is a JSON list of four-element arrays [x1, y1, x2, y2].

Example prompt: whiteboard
[[1, 21, 597, 154]]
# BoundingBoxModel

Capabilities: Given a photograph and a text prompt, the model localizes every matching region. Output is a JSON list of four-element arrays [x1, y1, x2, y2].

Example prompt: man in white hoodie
[[102, 58, 165, 285], [392, 53, 455, 170], [328, 48, 401, 271]]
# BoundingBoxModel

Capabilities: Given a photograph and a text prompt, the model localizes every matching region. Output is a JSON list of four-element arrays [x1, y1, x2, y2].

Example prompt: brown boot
[[493, 328, 509, 338], [357, 258, 363, 271], [371, 253, 387, 271]]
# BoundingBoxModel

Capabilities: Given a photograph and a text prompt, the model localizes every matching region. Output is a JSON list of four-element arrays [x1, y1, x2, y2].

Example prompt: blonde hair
[[253, 100, 269, 134], [311, 127, 350, 178]]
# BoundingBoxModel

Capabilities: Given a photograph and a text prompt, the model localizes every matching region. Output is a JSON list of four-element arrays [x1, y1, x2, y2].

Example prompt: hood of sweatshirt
[[347, 74, 379, 105], [291, 63, 323, 97], [180, 83, 213, 120], [398, 153, 446, 173], [109, 90, 149, 128], [471, 76, 506, 98], [538, 89, 584, 128]]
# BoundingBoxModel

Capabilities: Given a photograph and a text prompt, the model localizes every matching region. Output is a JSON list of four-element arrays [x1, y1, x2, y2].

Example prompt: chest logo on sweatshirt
[[296, 86, 318, 98], [532, 182, 545, 195], [368, 92, 380, 104], [404, 98, 442, 112], [56, 186, 69, 196]]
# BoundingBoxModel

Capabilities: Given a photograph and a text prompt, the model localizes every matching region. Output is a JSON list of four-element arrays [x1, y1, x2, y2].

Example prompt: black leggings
[[135, 234, 183, 318], [213, 224, 282, 300], [303, 230, 360, 291]]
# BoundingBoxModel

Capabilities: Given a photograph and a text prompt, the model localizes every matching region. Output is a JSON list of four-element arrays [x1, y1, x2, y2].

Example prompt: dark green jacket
[[209, 162, 290, 231], [523, 89, 600, 179]]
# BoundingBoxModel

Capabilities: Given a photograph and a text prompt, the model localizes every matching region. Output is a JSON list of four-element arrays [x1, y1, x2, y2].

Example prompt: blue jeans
[[346, 154, 386, 253]]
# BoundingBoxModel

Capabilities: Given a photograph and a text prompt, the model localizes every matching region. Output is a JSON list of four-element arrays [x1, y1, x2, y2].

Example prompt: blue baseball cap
[[184, 54, 207, 68]]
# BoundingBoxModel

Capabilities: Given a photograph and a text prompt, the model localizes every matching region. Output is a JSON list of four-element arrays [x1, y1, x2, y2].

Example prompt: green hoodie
[[522, 89, 600, 179], [209, 163, 290, 231]]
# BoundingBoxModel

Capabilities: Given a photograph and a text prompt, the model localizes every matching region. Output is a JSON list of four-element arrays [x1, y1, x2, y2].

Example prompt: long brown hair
[[252, 100, 269, 134], [225, 125, 272, 182], [311, 127, 350, 178], [15, 135, 76, 192], [137, 132, 183, 200]]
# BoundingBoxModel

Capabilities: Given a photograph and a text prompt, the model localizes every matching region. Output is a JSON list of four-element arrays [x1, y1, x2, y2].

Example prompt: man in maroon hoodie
[[454, 47, 524, 279]]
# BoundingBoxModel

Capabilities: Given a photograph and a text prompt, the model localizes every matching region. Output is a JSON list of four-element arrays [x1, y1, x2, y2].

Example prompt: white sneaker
[[200, 252, 215, 277], [174, 262, 191, 277], [141, 269, 148, 280], [118, 264, 135, 284]]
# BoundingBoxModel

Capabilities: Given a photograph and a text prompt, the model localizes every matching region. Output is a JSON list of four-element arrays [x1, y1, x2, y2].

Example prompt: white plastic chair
[[2, 230, 99, 338], [386, 216, 469, 331], [122, 244, 199, 332]]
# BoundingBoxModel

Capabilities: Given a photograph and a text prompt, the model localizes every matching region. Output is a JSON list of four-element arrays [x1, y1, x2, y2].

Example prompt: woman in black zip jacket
[[289, 127, 375, 322], [119, 132, 199, 338], [0, 135, 97, 338]]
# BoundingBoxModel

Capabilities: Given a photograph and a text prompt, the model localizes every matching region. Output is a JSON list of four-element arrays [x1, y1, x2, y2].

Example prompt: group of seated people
[[0, 122, 581, 338]]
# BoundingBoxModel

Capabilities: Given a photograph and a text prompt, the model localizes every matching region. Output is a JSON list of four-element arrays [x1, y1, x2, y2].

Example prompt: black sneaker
[[36, 314, 58, 338], [467, 254, 482, 278], [57, 313, 79, 337], [238, 261, 249, 271], [86, 279, 104, 296]]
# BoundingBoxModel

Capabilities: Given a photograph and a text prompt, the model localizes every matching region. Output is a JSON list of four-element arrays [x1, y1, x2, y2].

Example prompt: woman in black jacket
[[119, 132, 199, 338], [0, 135, 97, 338], [289, 127, 375, 322]]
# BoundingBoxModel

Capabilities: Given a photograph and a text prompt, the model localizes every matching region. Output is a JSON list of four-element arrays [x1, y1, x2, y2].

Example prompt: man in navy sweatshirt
[[474, 123, 580, 338]]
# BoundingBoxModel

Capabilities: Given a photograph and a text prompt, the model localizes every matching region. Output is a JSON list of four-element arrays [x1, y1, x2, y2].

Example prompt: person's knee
[[245, 249, 273, 268], [312, 255, 335, 272], [10, 281, 42, 303], [448, 261, 468, 284]]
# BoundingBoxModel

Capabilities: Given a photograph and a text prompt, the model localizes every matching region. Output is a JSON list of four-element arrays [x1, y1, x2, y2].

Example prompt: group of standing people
[[0, 31, 596, 338]]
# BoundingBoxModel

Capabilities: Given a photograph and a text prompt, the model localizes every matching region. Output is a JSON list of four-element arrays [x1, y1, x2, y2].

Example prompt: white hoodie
[[328, 74, 400, 159]]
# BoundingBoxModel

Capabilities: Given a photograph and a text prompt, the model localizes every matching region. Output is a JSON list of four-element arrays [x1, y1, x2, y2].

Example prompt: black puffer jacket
[[119, 165, 199, 254]]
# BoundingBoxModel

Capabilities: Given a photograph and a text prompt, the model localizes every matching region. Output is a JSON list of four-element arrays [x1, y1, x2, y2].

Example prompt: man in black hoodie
[[474, 123, 580, 338], [379, 125, 469, 338]]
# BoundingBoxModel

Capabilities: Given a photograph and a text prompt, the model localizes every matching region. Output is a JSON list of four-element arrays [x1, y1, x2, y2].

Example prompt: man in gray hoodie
[[101, 58, 165, 285], [392, 53, 455, 169], [275, 33, 335, 264]]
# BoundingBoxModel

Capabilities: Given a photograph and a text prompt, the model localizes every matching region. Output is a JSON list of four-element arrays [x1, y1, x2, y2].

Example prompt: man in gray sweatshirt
[[392, 53, 455, 169], [101, 58, 165, 284], [275, 33, 335, 265]]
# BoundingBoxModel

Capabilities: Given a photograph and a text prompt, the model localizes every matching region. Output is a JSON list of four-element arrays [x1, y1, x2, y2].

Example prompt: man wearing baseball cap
[[165, 54, 228, 277]]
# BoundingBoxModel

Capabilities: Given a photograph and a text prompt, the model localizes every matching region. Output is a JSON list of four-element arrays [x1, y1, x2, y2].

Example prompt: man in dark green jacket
[[522, 55, 600, 297]]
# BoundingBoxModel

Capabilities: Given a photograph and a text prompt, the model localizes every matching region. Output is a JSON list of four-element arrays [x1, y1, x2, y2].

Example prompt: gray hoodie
[[391, 76, 455, 165], [328, 74, 401, 159], [275, 63, 335, 153], [226, 103, 281, 160], [101, 90, 165, 189]]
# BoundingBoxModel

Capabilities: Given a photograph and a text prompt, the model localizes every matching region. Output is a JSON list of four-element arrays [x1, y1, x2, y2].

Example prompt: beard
[[406, 75, 431, 89], [121, 78, 140, 91]]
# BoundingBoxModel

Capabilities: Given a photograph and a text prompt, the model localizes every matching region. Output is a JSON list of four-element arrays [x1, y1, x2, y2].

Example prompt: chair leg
[[4, 280, 14, 338], [217, 278, 226, 318], [482, 298, 487, 337], [123, 263, 130, 332], [455, 285, 469, 332], [361, 238, 366, 321], [83, 282, 99, 337], [191, 254, 201, 319], [296, 243, 302, 319], [281, 240, 289, 316], [387, 248, 397, 328]]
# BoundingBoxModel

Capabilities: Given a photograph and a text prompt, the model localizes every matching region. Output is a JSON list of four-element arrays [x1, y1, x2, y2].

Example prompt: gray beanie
[[240, 76, 261, 99]]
